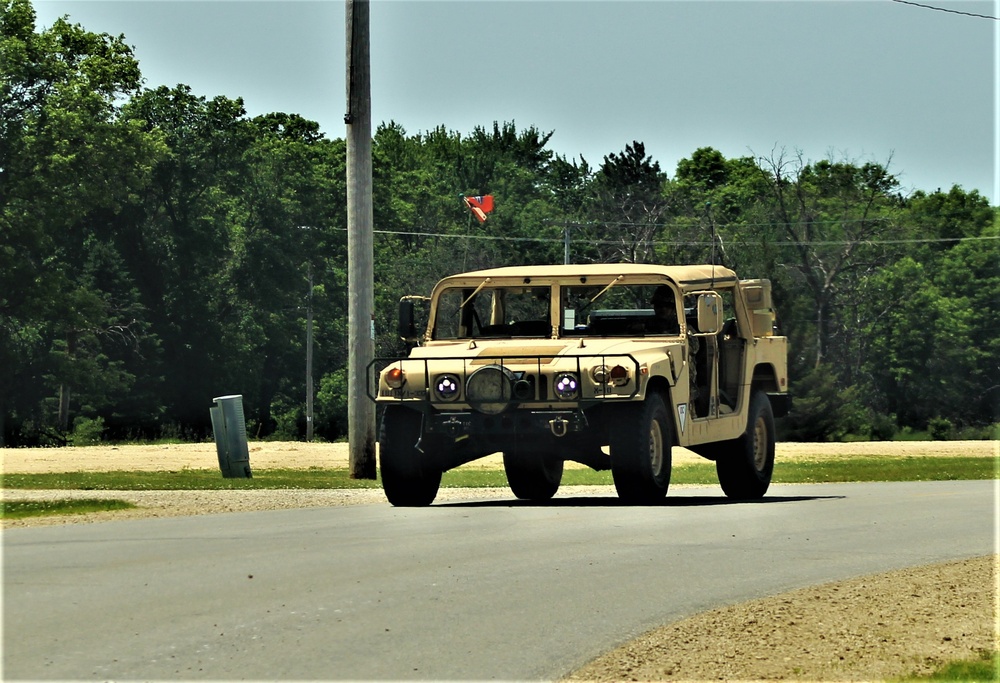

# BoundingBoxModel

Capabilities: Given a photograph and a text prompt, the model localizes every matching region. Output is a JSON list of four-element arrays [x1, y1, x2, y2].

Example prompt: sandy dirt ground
[[2, 440, 997, 681], [1, 438, 995, 474]]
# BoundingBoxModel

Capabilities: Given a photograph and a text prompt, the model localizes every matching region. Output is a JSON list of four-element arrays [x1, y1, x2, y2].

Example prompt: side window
[[718, 287, 738, 338]]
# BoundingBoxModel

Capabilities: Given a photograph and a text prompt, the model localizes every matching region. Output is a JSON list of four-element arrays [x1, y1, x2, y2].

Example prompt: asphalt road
[[3, 480, 994, 681]]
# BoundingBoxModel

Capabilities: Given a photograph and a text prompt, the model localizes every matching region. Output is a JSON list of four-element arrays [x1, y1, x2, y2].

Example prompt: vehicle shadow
[[438, 494, 843, 508]]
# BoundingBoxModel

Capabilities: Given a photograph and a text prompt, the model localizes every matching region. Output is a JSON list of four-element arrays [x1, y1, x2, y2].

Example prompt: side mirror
[[398, 299, 417, 341], [397, 296, 430, 343], [695, 292, 722, 335]]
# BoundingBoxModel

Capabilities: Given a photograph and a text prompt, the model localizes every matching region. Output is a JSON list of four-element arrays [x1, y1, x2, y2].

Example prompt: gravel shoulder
[[568, 554, 996, 682], [2, 440, 997, 681]]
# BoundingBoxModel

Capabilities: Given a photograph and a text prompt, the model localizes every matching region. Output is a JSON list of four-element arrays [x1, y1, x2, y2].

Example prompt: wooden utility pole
[[345, 0, 376, 478], [305, 261, 314, 442]]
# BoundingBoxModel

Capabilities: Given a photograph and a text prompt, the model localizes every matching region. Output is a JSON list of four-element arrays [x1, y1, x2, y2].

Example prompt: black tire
[[378, 407, 442, 506], [610, 393, 672, 504], [502, 447, 563, 501], [716, 391, 775, 499]]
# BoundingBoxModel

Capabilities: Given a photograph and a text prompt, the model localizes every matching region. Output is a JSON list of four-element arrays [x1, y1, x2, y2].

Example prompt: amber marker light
[[610, 365, 630, 386], [385, 366, 405, 389]]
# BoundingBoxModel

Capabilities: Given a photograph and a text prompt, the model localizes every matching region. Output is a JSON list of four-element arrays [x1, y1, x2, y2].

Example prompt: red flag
[[463, 195, 494, 223]]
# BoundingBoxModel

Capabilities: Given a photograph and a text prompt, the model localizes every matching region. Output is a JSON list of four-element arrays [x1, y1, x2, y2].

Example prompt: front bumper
[[425, 408, 589, 438]]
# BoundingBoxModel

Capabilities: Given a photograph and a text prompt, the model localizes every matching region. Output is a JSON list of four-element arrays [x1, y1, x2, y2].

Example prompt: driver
[[649, 285, 680, 334]]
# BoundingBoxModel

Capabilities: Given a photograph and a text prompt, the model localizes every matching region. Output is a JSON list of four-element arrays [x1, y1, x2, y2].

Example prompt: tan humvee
[[370, 263, 789, 506]]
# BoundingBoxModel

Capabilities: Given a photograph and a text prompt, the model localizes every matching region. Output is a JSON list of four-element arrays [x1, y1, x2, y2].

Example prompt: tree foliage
[[1, 0, 996, 444]]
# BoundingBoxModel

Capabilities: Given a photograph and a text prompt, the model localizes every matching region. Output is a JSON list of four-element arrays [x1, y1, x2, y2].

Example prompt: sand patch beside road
[[1, 439, 993, 474]]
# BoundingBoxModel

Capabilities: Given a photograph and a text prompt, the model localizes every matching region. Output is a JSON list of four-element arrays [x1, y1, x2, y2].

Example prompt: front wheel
[[379, 407, 442, 506], [502, 446, 563, 501], [610, 393, 672, 504], [716, 391, 775, 499]]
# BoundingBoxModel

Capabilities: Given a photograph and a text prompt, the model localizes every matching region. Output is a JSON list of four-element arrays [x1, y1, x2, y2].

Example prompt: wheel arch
[[750, 363, 791, 418], [643, 375, 678, 445], [750, 363, 781, 393]]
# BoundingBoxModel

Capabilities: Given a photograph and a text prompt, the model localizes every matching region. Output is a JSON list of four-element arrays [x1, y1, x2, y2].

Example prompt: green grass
[[767, 456, 995, 483], [897, 649, 999, 681], [1, 468, 383, 491], [0, 455, 992, 491], [2, 499, 137, 519]]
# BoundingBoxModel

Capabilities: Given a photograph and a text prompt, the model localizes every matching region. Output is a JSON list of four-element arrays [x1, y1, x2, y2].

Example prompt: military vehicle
[[369, 263, 789, 506]]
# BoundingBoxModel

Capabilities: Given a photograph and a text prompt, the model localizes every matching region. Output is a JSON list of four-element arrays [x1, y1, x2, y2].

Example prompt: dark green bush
[[928, 416, 954, 441], [866, 411, 898, 441]]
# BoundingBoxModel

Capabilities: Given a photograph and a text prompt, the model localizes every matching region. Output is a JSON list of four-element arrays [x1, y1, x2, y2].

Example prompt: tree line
[[2, 0, 997, 446]]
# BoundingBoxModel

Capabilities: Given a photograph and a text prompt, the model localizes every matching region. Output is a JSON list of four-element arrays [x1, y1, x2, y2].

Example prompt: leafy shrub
[[69, 416, 105, 446], [928, 416, 954, 441], [950, 423, 998, 441], [270, 406, 302, 441], [866, 411, 898, 441], [315, 368, 349, 440]]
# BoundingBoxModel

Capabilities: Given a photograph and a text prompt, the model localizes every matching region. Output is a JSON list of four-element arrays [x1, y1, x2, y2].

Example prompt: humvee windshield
[[561, 283, 681, 337], [433, 286, 552, 339], [430, 282, 684, 339]]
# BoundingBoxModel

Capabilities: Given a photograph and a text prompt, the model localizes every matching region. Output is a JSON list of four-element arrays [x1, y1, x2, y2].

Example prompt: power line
[[546, 218, 895, 230], [890, 0, 999, 20], [348, 226, 1000, 248]]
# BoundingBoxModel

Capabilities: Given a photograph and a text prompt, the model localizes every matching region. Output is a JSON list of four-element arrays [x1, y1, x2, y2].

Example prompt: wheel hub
[[752, 417, 768, 470], [648, 421, 664, 476]]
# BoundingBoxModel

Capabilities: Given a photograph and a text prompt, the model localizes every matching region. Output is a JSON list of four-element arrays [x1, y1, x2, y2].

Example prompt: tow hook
[[548, 417, 569, 438], [443, 417, 464, 436]]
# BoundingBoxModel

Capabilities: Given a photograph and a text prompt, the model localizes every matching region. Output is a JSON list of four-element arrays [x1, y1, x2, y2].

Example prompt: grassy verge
[[2, 468, 381, 491], [2, 499, 137, 519], [898, 649, 999, 681], [0, 456, 992, 491]]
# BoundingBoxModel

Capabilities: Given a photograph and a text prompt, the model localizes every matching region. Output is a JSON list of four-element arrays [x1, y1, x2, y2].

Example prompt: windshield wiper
[[590, 275, 624, 304], [460, 278, 492, 308], [577, 275, 624, 317]]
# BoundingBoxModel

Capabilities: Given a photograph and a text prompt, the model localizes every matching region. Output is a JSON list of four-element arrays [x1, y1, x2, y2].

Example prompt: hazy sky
[[33, 0, 998, 204]]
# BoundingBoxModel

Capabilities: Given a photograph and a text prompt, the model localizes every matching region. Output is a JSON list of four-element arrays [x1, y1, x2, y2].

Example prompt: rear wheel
[[716, 391, 775, 499], [610, 393, 672, 504], [502, 446, 563, 501], [379, 407, 442, 506]]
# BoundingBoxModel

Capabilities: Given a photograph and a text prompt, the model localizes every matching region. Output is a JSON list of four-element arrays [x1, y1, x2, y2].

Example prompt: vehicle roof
[[436, 263, 738, 289]]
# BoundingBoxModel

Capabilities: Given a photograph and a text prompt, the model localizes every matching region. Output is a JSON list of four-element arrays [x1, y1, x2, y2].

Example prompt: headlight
[[466, 365, 514, 415], [591, 364, 628, 387], [553, 372, 579, 400], [384, 366, 405, 389], [433, 373, 460, 402]]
